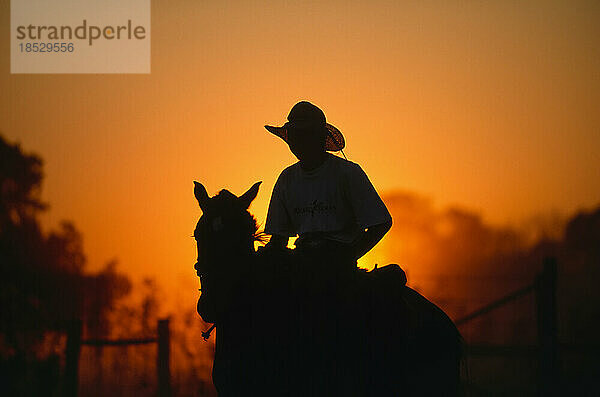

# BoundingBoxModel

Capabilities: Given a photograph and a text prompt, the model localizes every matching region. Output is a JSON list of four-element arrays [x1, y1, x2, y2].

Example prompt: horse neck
[[236, 233, 256, 256]]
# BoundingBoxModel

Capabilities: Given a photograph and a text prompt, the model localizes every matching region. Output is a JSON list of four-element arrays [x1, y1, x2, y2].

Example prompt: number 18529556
[[19, 42, 74, 52]]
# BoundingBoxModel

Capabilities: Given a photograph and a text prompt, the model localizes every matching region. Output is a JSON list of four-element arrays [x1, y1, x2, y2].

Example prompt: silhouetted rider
[[261, 101, 393, 394], [263, 101, 392, 271]]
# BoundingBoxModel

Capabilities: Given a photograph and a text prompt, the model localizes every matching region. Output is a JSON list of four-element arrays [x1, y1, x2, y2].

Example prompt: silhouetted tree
[[0, 133, 131, 360]]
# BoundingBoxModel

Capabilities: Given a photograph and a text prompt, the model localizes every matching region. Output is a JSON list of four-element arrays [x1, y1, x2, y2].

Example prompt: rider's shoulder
[[328, 153, 364, 175], [326, 152, 358, 166], [275, 162, 301, 181]]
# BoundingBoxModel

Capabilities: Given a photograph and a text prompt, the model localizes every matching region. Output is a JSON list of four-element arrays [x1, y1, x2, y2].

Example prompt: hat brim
[[264, 123, 345, 152]]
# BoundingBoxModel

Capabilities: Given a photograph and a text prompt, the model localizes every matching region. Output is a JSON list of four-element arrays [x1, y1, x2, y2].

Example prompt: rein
[[202, 323, 216, 340]]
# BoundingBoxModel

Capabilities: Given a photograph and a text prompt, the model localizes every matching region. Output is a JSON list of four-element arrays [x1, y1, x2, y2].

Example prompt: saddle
[[363, 263, 407, 286]]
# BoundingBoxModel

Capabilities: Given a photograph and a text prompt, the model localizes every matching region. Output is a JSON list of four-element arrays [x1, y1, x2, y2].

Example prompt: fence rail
[[81, 337, 157, 346], [456, 257, 559, 396], [64, 318, 171, 397], [456, 283, 535, 326]]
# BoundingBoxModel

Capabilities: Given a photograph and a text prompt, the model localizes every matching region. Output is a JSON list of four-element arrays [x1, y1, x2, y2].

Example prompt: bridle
[[194, 218, 219, 340]]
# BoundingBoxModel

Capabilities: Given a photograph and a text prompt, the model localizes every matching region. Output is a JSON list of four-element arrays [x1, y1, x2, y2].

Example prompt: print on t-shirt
[[294, 200, 337, 217]]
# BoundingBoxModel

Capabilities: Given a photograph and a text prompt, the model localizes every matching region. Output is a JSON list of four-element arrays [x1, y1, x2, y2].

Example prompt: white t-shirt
[[265, 153, 392, 244]]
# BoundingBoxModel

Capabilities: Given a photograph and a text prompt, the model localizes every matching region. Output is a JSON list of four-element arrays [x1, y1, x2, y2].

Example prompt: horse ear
[[194, 181, 210, 210], [239, 181, 261, 209]]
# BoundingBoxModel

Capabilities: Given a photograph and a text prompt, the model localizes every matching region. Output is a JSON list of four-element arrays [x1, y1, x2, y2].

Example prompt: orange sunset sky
[[1, 1, 599, 311]]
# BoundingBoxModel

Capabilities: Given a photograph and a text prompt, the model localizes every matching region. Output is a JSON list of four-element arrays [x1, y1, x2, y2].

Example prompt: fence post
[[157, 318, 171, 397], [536, 257, 559, 396], [64, 318, 82, 397]]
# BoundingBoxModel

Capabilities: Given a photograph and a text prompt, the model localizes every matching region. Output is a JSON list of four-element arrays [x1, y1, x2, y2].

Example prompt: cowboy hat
[[264, 101, 345, 152]]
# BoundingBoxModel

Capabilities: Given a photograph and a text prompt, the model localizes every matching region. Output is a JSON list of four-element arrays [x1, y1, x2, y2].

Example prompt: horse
[[192, 181, 463, 396]]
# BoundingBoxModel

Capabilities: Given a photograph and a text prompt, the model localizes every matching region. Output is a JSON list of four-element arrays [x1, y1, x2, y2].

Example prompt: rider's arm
[[351, 219, 392, 260], [264, 171, 295, 247], [343, 162, 392, 260]]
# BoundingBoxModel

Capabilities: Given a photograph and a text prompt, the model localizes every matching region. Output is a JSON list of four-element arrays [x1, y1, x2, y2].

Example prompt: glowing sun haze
[[1, 0, 598, 310]]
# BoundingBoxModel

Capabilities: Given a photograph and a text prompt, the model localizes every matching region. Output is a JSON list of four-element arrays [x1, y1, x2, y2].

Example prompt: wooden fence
[[456, 257, 559, 396], [64, 318, 171, 397]]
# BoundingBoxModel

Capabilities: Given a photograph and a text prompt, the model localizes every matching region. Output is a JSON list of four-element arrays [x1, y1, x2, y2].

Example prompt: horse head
[[192, 181, 263, 323]]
